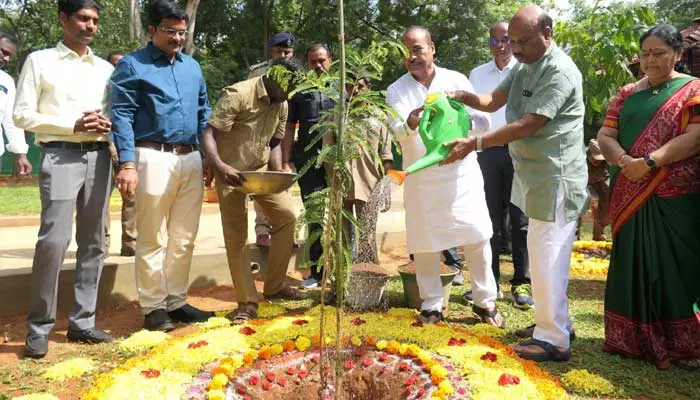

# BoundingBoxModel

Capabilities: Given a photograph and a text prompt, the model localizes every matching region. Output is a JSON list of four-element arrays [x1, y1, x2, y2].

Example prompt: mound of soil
[[397, 262, 457, 275]]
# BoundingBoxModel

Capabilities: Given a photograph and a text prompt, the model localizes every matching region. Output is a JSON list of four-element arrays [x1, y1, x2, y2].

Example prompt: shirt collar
[[56, 41, 95, 61], [146, 42, 184, 63], [489, 57, 517, 72], [255, 76, 271, 102]]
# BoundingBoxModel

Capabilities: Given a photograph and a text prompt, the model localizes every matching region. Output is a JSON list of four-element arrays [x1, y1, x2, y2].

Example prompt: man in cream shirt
[[14, 0, 115, 358], [467, 21, 532, 309], [0, 30, 31, 176]]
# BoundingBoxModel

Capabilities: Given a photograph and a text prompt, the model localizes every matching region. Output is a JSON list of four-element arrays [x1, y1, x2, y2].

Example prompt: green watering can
[[389, 92, 471, 184]]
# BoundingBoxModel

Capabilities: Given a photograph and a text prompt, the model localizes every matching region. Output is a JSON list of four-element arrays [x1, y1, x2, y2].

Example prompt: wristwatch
[[643, 153, 657, 171], [476, 136, 484, 153]]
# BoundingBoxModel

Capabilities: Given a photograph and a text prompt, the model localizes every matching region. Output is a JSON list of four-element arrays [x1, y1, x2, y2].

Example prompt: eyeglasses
[[158, 27, 187, 38], [489, 37, 511, 47]]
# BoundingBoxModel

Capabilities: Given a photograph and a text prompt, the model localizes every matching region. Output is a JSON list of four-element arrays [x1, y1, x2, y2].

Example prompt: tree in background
[[655, 0, 700, 29], [556, 0, 656, 138]]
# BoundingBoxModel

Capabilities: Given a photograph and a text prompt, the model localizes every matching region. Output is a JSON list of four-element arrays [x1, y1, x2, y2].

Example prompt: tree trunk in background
[[124, 0, 144, 44], [185, 0, 201, 56]]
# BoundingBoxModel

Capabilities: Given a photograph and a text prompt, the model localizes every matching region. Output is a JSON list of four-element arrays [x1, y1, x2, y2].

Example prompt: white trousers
[[414, 240, 497, 312], [528, 190, 576, 348], [134, 148, 204, 314]]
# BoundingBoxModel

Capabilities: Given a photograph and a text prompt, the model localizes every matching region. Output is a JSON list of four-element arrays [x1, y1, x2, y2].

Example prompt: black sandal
[[226, 304, 258, 325], [514, 338, 571, 362], [418, 310, 443, 324], [514, 324, 577, 341], [472, 305, 505, 329]]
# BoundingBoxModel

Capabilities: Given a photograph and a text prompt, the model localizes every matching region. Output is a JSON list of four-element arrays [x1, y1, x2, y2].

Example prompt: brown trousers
[[104, 181, 137, 252], [216, 180, 296, 304]]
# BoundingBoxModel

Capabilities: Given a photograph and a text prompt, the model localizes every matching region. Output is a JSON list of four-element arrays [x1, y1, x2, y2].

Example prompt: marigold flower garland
[[561, 369, 614, 395], [42, 358, 95, 381], [570, 240, 611, 278], [82, 306, 567, 400]]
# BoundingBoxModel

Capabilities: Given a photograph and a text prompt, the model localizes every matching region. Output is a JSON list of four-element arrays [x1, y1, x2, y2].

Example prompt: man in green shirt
[[443, 4, 588, 362]]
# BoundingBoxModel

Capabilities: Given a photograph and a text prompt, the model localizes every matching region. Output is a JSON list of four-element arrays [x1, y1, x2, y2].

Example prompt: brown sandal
[[265, 286, 305, 301], [472, 305, 505, 329], [226, 303, 258, 325]]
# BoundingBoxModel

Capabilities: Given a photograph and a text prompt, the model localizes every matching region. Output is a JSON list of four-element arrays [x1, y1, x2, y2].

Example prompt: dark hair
[[305, 43, 331, 60], [402, 26, 433, 43], [58, 0, 101, 16], [146, 0, 189, 27], [107, 50, 125, 64], [674, 60, 692, 74], [269, 56, 304, 74], [0, 30, 16, 44], [538, 13, 553, 33], [640, 25, 684, 52]]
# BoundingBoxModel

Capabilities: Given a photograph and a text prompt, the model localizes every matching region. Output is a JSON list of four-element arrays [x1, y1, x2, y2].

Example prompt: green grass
[[0, 184, 122, 215]]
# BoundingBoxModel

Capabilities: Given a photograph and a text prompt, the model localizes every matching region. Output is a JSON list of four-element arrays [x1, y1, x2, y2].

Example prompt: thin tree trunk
[[184, 0, 201, 55], [124, 0, 144, 43]]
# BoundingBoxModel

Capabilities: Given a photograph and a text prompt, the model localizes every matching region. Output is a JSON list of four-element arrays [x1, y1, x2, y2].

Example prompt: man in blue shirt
[[111, 0, 213, 332]]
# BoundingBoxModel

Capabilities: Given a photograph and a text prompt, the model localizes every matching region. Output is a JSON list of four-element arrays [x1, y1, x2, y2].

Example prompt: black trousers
[[477, 146, 530, 286], [298, 165, 327, 280]]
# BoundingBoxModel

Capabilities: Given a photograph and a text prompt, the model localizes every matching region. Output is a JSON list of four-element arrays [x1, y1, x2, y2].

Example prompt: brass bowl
[[237, 171, 297, 195]]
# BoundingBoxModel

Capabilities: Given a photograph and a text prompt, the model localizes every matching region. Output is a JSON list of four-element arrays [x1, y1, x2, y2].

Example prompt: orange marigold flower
[[283, 340, 296, 352], [364, 336, 376, 346], [258, 346, 273, 360]]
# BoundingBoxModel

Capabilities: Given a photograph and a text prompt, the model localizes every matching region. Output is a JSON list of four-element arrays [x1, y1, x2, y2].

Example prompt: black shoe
[[24, 334, 48, 358], [120, 247, 135, 257], [463, 290, 473, 302], [67, 327, 114, 344], [168, 304, 215, 323], [144, 309, 176, 332]]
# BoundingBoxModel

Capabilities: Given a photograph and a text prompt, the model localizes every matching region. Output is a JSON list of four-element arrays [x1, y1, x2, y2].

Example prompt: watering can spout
[[392, 93, 471, 184]]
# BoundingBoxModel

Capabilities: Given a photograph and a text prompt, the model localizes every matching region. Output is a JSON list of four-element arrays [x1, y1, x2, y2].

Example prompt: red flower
[[480, 351, 498, 362], [140, 369, 160, 378], [448, 337, 466, 346], [378, 353, 389, 362], [293, 319, 309, 326], [350, 317, 366, 326], [344, 360, 354, 370], [243, 396, 251, 400], [399, 362, 410, 372], [379, 367, 387, 375], [299, 369, 309, 379], [262, 381, 272, 391], [354, 348, 366, 357], [249, 376, 260, 386], [239, 326, 256, 335], [187, 340, 208, 349], [278, 377, 288, 387], [236, 385, 247, 394], [417, 388, 426, 397], [411, 321, 424, 327], [311, 354, 320, 363], [361, 358, 372, 367], [405, 375, 417, 386], [403, 387, 413, 396], [286, 366, 297, 375], [266, 372, 276, 382], [498, 373, 521, 386]]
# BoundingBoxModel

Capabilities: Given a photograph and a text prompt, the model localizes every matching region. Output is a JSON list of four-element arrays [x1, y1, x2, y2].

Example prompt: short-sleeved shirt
[[287, 90, 336, 166], [497, 44, 589, 222], [208, 76, 287, 171]]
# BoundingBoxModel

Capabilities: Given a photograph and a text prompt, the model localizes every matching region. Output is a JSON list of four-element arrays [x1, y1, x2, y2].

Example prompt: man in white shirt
[[386, 26, 502, 326], [14, 0, 115, 358], [466, 21, 532, 309], [0, 31, 31, 176]]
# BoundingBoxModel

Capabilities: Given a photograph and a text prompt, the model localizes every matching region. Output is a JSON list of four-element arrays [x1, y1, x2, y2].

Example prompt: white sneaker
[[301, 277, 319, 289]]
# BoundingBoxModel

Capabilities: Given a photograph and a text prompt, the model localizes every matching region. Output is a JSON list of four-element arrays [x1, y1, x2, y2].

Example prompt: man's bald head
[[508, 4, 553, 64], [401, 26, 436, 82], [490, 21, 508, 38]]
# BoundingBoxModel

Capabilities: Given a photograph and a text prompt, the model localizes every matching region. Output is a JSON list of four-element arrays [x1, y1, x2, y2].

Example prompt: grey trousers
[[27, 146, 112, 336]]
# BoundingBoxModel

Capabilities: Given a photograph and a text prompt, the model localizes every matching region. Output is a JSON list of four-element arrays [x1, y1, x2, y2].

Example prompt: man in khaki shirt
[[201, 58, 305, 324]]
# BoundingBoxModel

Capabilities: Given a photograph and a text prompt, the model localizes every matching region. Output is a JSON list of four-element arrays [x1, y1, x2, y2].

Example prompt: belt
[[42, 141, 109, 152], [136, 141, 199, 155]]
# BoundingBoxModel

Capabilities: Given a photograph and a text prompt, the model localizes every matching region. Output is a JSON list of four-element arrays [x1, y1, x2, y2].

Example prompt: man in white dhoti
[[386, 26, 503, 326]]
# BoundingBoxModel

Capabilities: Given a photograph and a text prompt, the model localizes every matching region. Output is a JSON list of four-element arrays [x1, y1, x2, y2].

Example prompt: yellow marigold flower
[[296, 336, 311, 352], [271, 344, 284, 356], [243, 350, 258, 366], [196, 317, 231, 330], [562, 369, 615, 395], [258, 346, 273, 359], [350, 336, 363, 347], [398, 343, 410, 356], [438, 380, 454, 395], [386, 340, 401, 354], [207, 389, 226, 400], [12, 394, 60, 400], [257, 302, 286, 318], [43, 358, 95, 381], [417, 350, 432, 364], [119, 330, 169, 353], [211, 363, 233, 377], [375, 340, 388, 350], [430, 364, 448, 384], [208, 373, 229, 390], [283, 339, 296, 352], [406, 344, 421, 357]]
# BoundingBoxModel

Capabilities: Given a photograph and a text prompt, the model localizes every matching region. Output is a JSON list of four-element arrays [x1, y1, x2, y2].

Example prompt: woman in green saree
[[598, 25, 700, 370]]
